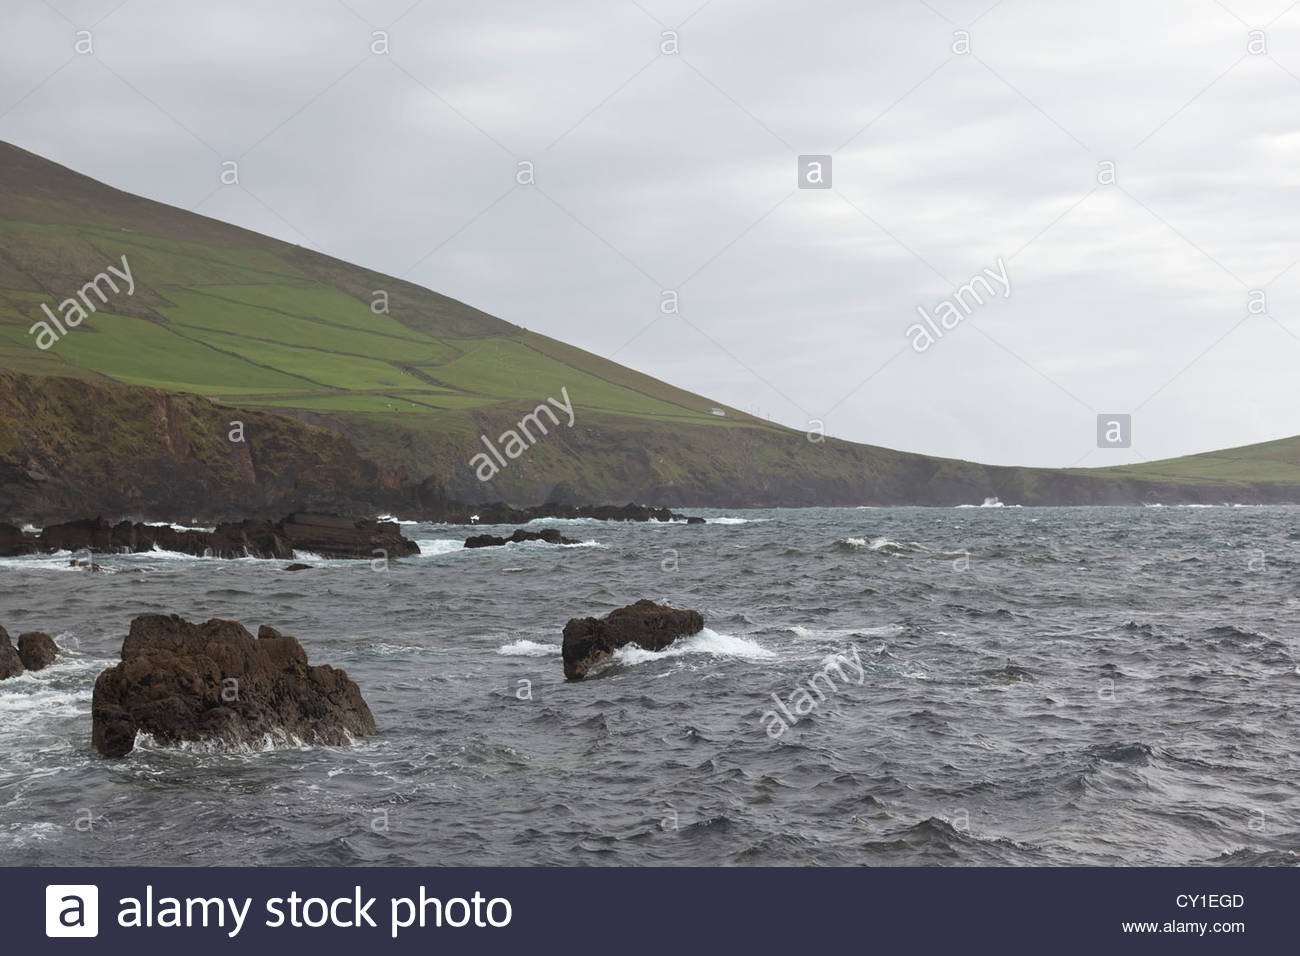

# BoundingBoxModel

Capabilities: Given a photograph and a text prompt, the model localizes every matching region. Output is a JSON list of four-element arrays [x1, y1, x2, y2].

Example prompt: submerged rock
[[0, 626, 23, 680], [464, 528, 579, 548], [981, 660, 1034, 682], [91, 614, 376, 758], [561, 599, 704, 680], [17, 632, 58, 671], [284, 562, 313, 571]]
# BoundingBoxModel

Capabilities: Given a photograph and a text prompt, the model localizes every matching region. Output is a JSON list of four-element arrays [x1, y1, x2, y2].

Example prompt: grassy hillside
[[1075, 436, 1300, 487], [1, 139, 1299, 515]]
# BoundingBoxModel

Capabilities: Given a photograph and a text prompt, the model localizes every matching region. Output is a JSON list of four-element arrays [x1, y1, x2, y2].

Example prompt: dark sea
[[3, 505, 1298, 867]]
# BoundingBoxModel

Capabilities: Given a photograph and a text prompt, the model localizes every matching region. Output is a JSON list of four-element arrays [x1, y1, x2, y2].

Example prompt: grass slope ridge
[[1, 139, 1299, 516]]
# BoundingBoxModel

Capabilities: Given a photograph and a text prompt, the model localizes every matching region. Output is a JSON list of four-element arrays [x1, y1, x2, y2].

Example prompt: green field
[[0, 212, 759, 434]]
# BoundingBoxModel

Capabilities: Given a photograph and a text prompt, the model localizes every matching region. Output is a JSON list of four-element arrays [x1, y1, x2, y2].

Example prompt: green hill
[[1, 139, 1299, 520]]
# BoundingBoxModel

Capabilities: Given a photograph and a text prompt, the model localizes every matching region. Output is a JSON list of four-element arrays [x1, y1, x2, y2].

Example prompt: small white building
[[709, 408, 726, 417]]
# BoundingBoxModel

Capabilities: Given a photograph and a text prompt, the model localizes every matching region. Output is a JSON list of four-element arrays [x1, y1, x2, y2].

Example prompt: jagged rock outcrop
[[0, 626, 23, 680], [17, 632, 57, 671], [91, 614, 376, 758], [561, 599, 704, 680], [1, 513, 420, 560], [464, 528, 579, 548]]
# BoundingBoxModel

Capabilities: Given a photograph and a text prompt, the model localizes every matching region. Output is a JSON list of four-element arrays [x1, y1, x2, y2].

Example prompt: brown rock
[[28, 514, 420, 561], [91, 614, 376, 758], [561, 599, 704, 680], [0, 626, 23, 680], [17, 632, 58, 671], [0, 523, 32, 557], [464, 528, 578, 548]]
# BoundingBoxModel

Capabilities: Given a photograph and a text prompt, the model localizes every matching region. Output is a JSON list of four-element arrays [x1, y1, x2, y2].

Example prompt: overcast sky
[[4, 0, 1300, 467]]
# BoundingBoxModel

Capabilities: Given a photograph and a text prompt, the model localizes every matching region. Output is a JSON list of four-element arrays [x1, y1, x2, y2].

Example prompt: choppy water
[[2, 506, 1299, 866]]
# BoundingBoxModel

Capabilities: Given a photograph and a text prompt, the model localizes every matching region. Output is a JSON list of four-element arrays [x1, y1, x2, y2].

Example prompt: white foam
[[0, 553, 88, 572], [0, 684, 87, 719], [147, 545, 205, 560], [869, 537, 906, 551], [417, 539, 465, 556], [291, 550, 325, 562], [144, 522, 215, 532], [376, 514, 421, 525], [502, 539, 608, 550], [496, 639, 560, 657], [133, 729, 315, 755], [787, 624, 904, 639], [611, 628, 776, 665], [844, 537, 922, 552], [707, 516, 761, 524]]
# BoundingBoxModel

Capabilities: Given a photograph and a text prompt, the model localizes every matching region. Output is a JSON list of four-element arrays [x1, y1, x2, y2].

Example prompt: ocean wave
[[496, 639, 561, 657], [132, 728, 357, 756], [416, 538, 465, 556], [375, 514, 421, 525], [144, 521, 215, 533], [0, 682, 89, 721], [956, 497, 1020, 508], [837, 537, 926, 555], [0, 553, 99, 572], [707, 517, 765, 525], [610, 628, 776, 665], [786, 624, 904, 639], [525, 516, 601, 526]]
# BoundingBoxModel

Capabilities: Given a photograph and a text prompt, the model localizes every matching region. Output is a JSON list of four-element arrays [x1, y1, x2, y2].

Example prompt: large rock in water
[[0, 626, 23, 680], [11, 514, 420, 560], [91, 614, 376, 758], [561, 599, 704, 680], [17, 632, 58, 671]]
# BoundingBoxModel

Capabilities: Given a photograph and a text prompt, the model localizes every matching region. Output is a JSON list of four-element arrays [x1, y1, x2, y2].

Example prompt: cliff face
[[0, 372, 428, 522], [3, 370, 1297, 523]]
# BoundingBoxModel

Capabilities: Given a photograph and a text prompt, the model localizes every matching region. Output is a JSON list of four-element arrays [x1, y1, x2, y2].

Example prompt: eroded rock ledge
[[464, 528, 579, 548], [561, 599, 704, 680], [92, 614, 376, 758], [0, 513, 420, 560]]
